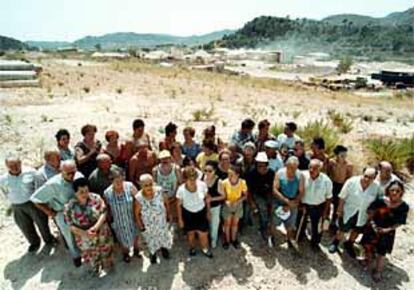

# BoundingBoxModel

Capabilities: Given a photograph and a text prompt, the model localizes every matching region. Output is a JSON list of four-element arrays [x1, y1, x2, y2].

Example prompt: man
[[88, 153, 119, 196], [277, 122, 301, 149], [376, 161, 400, 197], [125, 118, 152, 160], [255, 119, 275, 152], [328, 167, 380, 257], [246, 152, 275, 244], [38, 149, 61, 184], [297, 159, 332, 249], [230, 118, 256, 151], [128, 143, 157, 187], [327, 145, 353, 231], [273, 156, 305, 249], [159, 122, 178, 151], [31, 160, 83, 267], [264, 140, 284, 173], [239, 142, 256, 176], [0, 154, 56, 252], [310, 137, 329, 172], [293, 140, 310, 171]]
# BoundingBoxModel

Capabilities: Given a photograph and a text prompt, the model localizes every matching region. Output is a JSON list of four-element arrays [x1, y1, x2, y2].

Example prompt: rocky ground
[[0, 57, 413, 289]]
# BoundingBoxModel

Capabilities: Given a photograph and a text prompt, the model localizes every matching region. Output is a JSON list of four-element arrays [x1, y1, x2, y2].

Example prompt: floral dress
[[64, 193, 113, 269], [135, 187, 172, 255]]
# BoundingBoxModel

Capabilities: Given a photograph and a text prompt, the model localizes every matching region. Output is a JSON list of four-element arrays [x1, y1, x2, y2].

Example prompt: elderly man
[[38, 149, 61, 184], [230, 118, 256, 152], [265, 140, 284, 173], [31, 160, 83, 267], [0, 154, 56, 252], [376, 161, 400, 197], [246, 152, 275, 243], [277, 122, 301, 150], [328, 167, 380, 257], [88, 153, 119, 196], [273, 156, 304, 249], [297, 159, 332, 249]]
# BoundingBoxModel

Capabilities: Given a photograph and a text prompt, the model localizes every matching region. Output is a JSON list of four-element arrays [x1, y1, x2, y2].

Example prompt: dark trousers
[[297, 203, 325, 245], [331, 182, 344, 228], [12, 202, 54, 246]]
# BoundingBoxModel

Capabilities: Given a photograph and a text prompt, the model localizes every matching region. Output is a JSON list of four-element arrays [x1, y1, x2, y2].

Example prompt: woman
[[182, 127, 201, 160], [64, 178, 113, 275], [135, 174, 173, 264], [221, 165, 247, 249], [196, 140, 219, 171], [361, 181, 409, 282], [55, 129, 74, 161], [202, 160, 225, 248], [170, 142, 184, 167], [103, 130, 128, 169], [216, 150, 231, 180], [104, 168, 140, 263], [177, 166, 213, 258], [182, 156, 202, 182], [75, 124, 102, 178]]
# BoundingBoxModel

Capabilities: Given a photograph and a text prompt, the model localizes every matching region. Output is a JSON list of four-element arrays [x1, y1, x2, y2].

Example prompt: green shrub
[[327, 110, 353, 134]]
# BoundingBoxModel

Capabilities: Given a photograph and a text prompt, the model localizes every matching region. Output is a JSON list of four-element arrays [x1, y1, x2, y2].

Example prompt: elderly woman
[[202, 160, 225, 248], [55, 129, 74, 161], [361, 181, 409, 282], [104, 168, 140, 263], [103, 130, 128, 169], [177, 166, 213, 258], [75, 124, 102, 178], [64, 178, 113, 275], [135, 174, 173, 264]]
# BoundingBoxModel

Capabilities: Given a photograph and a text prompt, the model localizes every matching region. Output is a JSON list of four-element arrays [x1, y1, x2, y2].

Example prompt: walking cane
[[295, 206, 306, 242]]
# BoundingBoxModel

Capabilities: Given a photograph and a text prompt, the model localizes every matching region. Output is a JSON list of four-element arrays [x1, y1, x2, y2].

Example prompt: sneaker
[[232, 240, 240, 249], [328, 242, 339, 254], [161, 248, 170, 259], [344, 241, 356, 258], [223, 242, 230, 250], [28, 243, 40, 253], [202, 249, 213, 259], [73, 257, 82, 268], [150, 254, 157, 264], [189, 248, 197, 256]]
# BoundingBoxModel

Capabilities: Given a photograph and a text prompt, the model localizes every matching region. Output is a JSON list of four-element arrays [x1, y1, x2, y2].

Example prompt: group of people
[[0, 118, 409, 282]]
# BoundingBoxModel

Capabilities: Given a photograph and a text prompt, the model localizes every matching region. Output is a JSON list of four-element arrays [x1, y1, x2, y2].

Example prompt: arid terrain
[[0, 56, 413, 290]]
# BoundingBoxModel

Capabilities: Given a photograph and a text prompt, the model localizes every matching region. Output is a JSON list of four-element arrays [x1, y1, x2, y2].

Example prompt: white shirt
[[176, 180, 207, 213], [302, 171, 333, 205], [277, 133, 302, 149], [339, 176, 380, 227], [0, 167, 42, 204]]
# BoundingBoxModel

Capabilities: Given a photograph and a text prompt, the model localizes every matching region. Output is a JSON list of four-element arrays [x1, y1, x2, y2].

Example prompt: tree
[[336, 55, 353, 74], [94, 43, 102, 51]]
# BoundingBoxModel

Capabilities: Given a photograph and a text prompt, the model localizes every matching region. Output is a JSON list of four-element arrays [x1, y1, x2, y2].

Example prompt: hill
[[0, 35, 28, 51], [210, 7, 414, 61], [26, 30, 234, 50]]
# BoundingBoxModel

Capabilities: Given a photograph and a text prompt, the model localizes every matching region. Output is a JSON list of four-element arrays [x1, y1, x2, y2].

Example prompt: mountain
[[0, 35, 28, 51], [322, 7, 414, 26], [210, 7, 414, 60], [74, 29, 234, 49], [25, 29, 234, 50]]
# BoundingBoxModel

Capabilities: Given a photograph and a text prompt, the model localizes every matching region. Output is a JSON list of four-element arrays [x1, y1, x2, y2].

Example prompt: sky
[[1, 0, 413, 41]]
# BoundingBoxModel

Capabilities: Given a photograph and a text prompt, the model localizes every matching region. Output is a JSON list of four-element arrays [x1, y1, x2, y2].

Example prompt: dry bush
[[327, 109, 353, 134]]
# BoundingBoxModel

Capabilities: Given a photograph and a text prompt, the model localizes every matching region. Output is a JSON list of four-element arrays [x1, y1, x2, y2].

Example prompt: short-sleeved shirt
[[302, 171, 333, 205], [176, 180, 207, 213], [59, 148, 75, 161], [88, 165, 119, 196], [30, 172, 83, 212], [339, 176, 380, 227], [37, 164, 60, 185], [277, 168, 302, 200], [277, 133, 302, 149], [230, 130, 256, 150], [268, 156, 284, 172], [182, 142, 202, 160], [196, 152, 219, 170], [0, 167, 43, 204], [245, 168, 275, 200], [222, 178, 248, 203]]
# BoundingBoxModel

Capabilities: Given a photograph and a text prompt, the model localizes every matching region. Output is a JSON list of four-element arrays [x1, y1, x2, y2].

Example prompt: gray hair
[[96, 153, 111, 163], [363, 167, 377, 177], [309, 159, 323, 168], [139, 174, 153, 184], [109, 167, 125, 180], [60, 160, 76, 171], [286, 156, 299, 166], [5, 152, 21, 163]]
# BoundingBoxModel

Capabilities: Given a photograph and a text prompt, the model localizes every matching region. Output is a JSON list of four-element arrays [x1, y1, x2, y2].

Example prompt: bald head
[[379, 161, 393, 181], [60, 160, 77, 181], [5, 153, 22, 176], [309, 159, 323, 179]]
